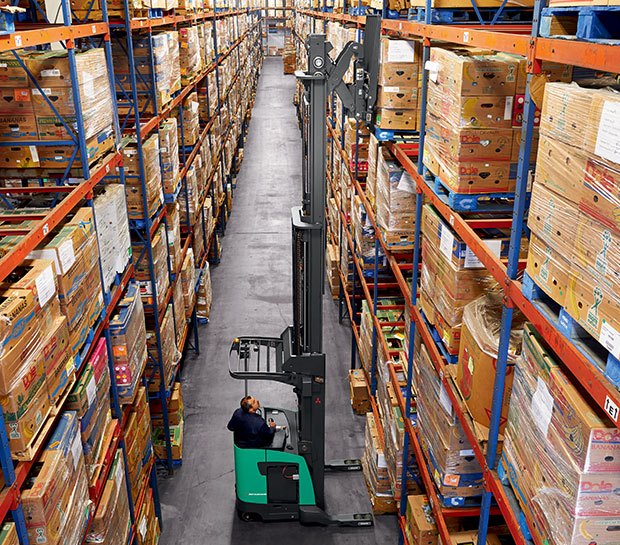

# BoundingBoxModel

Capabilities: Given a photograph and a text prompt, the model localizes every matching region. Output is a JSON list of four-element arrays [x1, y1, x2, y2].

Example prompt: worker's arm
[[258, 419, 276, 442], [227, 409, 240, 431]]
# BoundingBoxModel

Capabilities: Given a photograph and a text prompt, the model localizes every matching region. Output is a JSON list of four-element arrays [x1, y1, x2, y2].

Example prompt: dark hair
[[240, 396, 254, 413]]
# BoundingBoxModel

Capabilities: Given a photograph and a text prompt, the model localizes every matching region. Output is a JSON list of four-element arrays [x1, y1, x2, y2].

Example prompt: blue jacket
[[227, 408, 275, 448]]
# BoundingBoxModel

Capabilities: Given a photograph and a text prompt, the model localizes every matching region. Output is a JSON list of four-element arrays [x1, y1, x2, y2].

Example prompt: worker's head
[[240, 395, 260, 413]]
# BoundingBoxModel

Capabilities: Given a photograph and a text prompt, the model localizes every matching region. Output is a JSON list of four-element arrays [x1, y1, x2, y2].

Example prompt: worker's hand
[[268, 419, 276, 428]]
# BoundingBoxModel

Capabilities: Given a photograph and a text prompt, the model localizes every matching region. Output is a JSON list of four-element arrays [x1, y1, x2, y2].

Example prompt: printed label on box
[[58, 239, 76, 274], [464, 239, 502, 269], [438, 383, 452, 416], [387, 41, 415, 63], [600, 321, 620, 360], [35, 264, 56, 308], [396, 172, 416, 194], [595, 101, 620, 164], [531, 377, 554, 436], [71, 431, 82, 470], [86, 377, 96, 407], [425, 61, 439, 83], [439, 225, 454, 262], [139, 516, 148, 539], [41, 69, 61, 78], [504, 96, 514, 120]]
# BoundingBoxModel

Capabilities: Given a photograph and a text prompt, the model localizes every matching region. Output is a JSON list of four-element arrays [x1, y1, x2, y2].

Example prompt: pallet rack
[[294, 4, 620, 545], [0, 1, 262, 543]]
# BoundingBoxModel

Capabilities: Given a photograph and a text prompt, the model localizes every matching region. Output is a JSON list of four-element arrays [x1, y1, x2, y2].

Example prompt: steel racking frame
[[295, 4, 620, 545]]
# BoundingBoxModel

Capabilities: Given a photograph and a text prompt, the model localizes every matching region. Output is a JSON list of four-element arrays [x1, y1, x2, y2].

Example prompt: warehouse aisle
[[158, 57, 399, 544]]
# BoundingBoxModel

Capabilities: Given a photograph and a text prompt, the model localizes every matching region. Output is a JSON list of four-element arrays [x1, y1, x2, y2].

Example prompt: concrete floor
[[158, 57, 399, 545]]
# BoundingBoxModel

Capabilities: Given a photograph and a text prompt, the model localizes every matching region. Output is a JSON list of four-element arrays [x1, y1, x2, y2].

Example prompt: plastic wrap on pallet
[[181, 247, 196, 319], [376, 147, 417, 236], [456, 293, 526, 437], [160, 117, 180, 195], [22, 412, 91, 545], [123, 134, 163, 220], [94, 184, 132, 292], [504, 324, 620, 545], [133, 224, 169, 309], [196, 261, 212, 322], [86, 451, 131, 545], [415, 338, 484, 501], [178, 91, 200, 147], [180, 26, 202, 86]]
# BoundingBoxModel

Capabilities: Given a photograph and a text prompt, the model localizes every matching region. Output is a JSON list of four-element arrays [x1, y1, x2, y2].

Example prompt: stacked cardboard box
[[113, 32, 180, 112], [181, 247, 196, 318], [160, 117, 180, 195], [178, 91, 201, 147], [376, 37, 421, 131], [109, 282, 148, 404], [405, 494, 459, 545], [0, 49, 114, 172], [349, 369, 371, 414], [0, 259, 72, 454], [125, 387, 153, 504], [179, 164, 199, 226], [166, 202, 182, 273], [325, 241, 339, 298], [145, 304, 179, 394], [22, 412, 91, 545], [503, 324, 620, 545], [414, 336, 484, 506], [419, 204, 501, 360], [366, 133, 380, 210], [85, 451, 131, 545], [94, 184, 132, 292], [133, 224, 169, 309], [525, 83, 620, 365], [424, 48, 519, 194], [351, 193, 386, 277], [196, 261, 212, 322], [343, 118, 370, 176], [362, 411, 397, 514], [151, 381, 184, 430], [455, 293, 525, 440], [30, 208, 103, 363], [173, 265, 188, 348], [66, 338, 113, 480], [283, 34, 296, 74], [375, 147, 417, 250], [135, 490, 161, 545], [123, 134, 164, 220]]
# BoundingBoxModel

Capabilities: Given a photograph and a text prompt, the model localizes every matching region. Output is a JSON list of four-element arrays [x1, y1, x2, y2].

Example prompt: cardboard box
[[377, 86, 419, 109], [376, 108, 418, 131], [405, 495, 438, 545], [584, 88, 620, 164], [0, 113, 38, 141], [445, 530, 501, 545], [349, 369, 371, 414], [0, 54, 30, 87], [0, 88, 33, 113], [379, 38, 420, 87], [0, 144, 40, 167], [456, 293, 525, 437], [0, 523, 18, 545], [526, 233, 571, 307], [428, 47, 518, 97]]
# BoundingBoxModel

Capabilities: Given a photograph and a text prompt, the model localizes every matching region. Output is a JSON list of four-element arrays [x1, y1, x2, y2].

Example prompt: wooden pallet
[[540, 5, 620, 43]]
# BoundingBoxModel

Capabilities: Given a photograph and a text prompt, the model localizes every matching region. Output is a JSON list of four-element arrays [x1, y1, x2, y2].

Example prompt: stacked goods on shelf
[[123, 134, 164, 220], [29, 208, 103, 360], [525, 82, 620, 376], [135, 489, 161, 545], [179, 25, 203, 86], [424, 48, 519, 195], [455, 293, 526, 440], [325, 239, 339, 297], [413, 333, 485, 506], [160, 118, 180, 196], [376, 37, 422, 132], [0, 48, 114, 173], [502, 325, 620, 545], [362, 411, 398, 514], [359, 300, 375, 374], [166, 202, 182, 272], [0, 260, 62, 453], [145, 304, 179, 394], [133, 224, 169, 309], [21, 412, 91, 544], [344, 118, 370, 176], [375, 146, 417, 250], [153, 382, 184, 461], [419, 204, 500, 361], [66, 338, 113, 480], [181, 247, 196, 318], [376, 358, 421, 502], [178, 91, 201, 148], [109, 282, 148, 405], [283, 34, 296, 74], [125, 387, 153, 504], [349, 369, 371, 414], [112, 31, 180, 114], [85, 451, 131, 545], [196, 261, 212, 322], [94, 184, 132, 292], [351, 193, 386, 277], [366, 133, 379, 209]]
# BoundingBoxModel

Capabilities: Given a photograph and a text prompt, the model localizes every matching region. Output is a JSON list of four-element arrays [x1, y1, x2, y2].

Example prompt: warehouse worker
[[227, 395, 277, 448]]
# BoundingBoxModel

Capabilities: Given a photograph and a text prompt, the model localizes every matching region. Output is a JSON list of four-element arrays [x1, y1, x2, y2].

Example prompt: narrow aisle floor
[[159, 57, 399, 545]]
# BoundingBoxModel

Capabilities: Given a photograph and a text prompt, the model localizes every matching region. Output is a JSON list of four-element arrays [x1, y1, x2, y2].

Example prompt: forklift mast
[[229, 17, 381, 516]]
